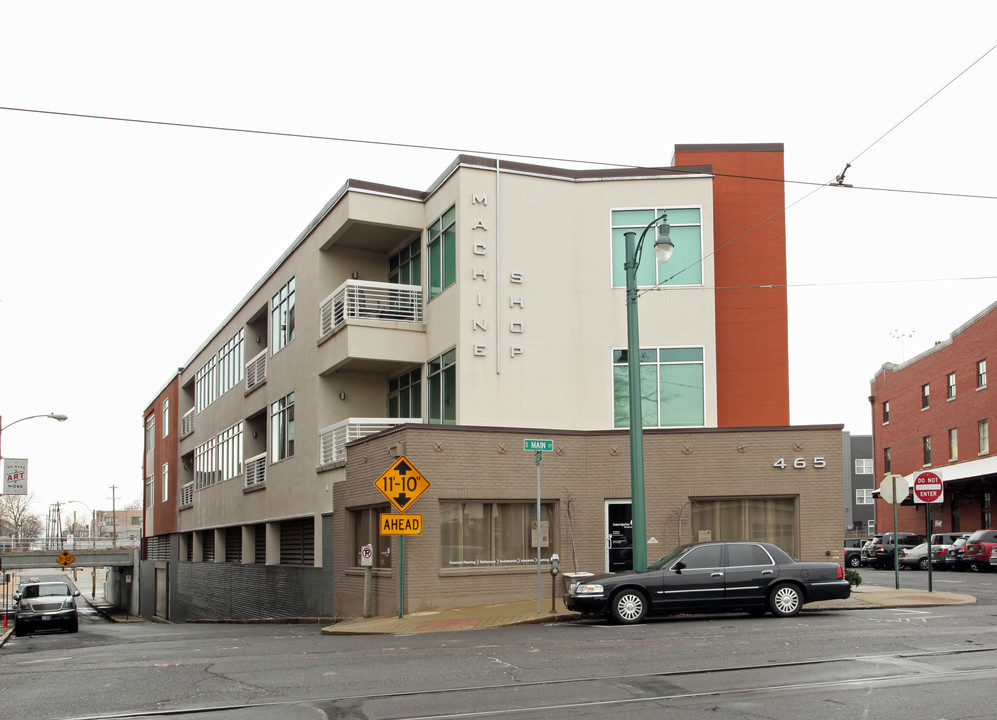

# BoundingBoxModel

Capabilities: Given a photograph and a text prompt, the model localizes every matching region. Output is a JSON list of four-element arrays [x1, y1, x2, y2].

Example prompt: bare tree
[[0, 493, 43, 541], [122, 498, 143, 511]]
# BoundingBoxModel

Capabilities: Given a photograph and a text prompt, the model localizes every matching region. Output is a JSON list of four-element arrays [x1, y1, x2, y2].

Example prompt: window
[[611, 208, 703, 287], [921, 384, 930, 409], [427, 206, 456, 300], [145, 474, 154, 507], [691, 497, 797, 557], [856, 489, 875, 505], [162, 463, 169, 502], [195, 356, 217, 412], [884, 447, 891, 473], [271, 392, 295, 461], [949, 428, 958, 461], [279, 517, 314, 566], [678, 545, 723, 569], [979, 359, 988, 389], [389, 369, 422, 419], [981, 420, 990, 455], [194, 423, 244, 490], [428, 349, 456, 425], [218, 329, 245, 396], [271, 277, 296, 353], [195, 436, 219, 490], [440, 501, 555, 568], [613, 347, 705, 428], [145, 414, 155, 452], [352, 506, 392, 569], [923, 435, 932, 465], [854, 459, 873, 474], [947, 372, 957, 400], [162, 399, 169, 438], [389, 238, 421, 286], [882, 400, 890, 424]]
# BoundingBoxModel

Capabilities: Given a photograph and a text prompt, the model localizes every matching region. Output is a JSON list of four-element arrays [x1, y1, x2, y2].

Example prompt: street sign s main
[[523, 439, 553, 452], [374, 456, 430, 513]]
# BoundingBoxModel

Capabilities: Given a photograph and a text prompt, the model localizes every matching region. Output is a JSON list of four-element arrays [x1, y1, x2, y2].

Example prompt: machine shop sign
[[3, 458, 28, 495]]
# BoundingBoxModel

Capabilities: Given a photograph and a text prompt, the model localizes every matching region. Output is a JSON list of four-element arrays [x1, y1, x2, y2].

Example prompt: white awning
[[872, 455, 997, 496]]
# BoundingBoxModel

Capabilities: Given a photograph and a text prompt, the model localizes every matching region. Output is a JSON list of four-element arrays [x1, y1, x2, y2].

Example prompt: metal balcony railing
[[244, 452, 267, 489], [245, 349, 267, 392], [181, 409, 195, 438], [179, 482, 194, 509], [318, 417, 421, 465], [319, 280, 423, 338]]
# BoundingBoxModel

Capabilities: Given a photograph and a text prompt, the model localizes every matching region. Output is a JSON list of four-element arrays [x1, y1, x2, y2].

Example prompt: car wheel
[[609, 589, 647, 624], [14, 624, 26, 637], [968, 562, 980, 572], [917, 557, 930, 571], [846, 555, 861, 568], [768, 583, 803, 617]]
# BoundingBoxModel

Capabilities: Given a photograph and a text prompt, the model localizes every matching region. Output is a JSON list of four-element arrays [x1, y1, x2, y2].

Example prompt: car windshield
[[22, 584, 71, 598], [648, 544, 696, 570]]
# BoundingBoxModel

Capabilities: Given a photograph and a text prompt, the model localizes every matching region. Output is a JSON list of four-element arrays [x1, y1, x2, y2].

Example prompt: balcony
[[317, 280, 426, 375], [318, 417, 421, 466], [244, 452, 267, 489], [246, 349, 267, 392]]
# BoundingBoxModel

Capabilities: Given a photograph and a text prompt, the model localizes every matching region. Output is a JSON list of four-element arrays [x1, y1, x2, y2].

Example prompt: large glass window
[[440, 501, 555, 568], [856, 489, 874, 505], [271, 277, 296, 353], [218, 329, 245, 396], [194, 423, 243, 490], [428, 349, 456, 425], [691, 497, 797, 557], [390, 238, 421, 286], [195, 356, 217, 412], [611, 208, 703, 287], [271, 392, 295, 462], [981, 420, 990, 455], [949, 428, 958, 461], [389, 369, 422, 419], [352, 505, 392, 569], [854, 459, 873, 474], [613, 347, 705, 428], [427, 206, 456, 300]]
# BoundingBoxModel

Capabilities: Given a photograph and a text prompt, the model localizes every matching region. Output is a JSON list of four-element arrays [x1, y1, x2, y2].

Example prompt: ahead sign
[[913, 471, 944, 504]]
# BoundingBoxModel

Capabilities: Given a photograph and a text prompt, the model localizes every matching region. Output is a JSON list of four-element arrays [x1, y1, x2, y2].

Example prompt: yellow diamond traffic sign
[[374, 455, 430, 513], [57, 550, 75, 568]]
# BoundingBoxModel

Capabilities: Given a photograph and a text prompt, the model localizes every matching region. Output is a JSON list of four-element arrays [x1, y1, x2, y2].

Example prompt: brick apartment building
[[140, 144, 848, 621], [870, 301, 995, 535]]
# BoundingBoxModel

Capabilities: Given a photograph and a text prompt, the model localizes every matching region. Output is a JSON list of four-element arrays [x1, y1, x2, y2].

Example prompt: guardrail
[[0, 537, 140, 552]]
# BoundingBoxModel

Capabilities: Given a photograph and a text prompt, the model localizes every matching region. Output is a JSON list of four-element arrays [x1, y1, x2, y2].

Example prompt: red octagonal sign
[[913, 471, 943, 504]]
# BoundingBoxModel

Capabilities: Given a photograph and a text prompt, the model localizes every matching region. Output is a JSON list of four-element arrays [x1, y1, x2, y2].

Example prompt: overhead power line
[[0, 104, 995, 202]]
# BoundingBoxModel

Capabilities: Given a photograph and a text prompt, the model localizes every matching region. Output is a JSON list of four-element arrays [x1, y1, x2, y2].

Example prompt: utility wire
[[0, 104, 995, 201]]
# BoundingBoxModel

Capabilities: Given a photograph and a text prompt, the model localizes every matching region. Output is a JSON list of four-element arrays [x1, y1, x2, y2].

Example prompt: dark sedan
[[564, 541, 850, 623]]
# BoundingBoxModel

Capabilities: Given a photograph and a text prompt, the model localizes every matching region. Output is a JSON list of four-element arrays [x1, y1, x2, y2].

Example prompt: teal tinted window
[[613, 347, 706, 428], [428, 206, 456, 300], [612, 207, 703, 288]]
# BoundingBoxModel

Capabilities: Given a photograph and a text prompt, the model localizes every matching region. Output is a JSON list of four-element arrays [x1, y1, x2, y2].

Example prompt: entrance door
[[606, 501, 633, 573]]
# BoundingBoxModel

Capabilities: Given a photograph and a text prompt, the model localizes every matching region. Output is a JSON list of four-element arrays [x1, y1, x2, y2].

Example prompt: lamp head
[[653, 221, 674, 264], [49, 413, 69, 422]]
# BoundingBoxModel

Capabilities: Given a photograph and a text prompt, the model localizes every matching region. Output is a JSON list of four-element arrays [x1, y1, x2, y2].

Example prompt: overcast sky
[[2, 2, 995, 523]]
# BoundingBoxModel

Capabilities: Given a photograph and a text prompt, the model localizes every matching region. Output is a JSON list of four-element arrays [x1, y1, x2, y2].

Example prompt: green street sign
[[523, 439, 553, 452]]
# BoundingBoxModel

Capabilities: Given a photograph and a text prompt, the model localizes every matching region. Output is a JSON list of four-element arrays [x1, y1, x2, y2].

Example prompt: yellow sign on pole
[[380, 513, 423, 535], [374, 456, 430, 513], [57, 550, 75, 568]]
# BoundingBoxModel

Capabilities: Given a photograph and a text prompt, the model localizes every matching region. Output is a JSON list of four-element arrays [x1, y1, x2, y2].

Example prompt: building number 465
[[773, 457, 826, 469]]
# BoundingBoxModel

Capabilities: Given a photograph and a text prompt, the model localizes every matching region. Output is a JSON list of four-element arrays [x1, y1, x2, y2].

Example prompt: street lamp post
[[0, 413, 69, 457], [622, 214, 674, 573]]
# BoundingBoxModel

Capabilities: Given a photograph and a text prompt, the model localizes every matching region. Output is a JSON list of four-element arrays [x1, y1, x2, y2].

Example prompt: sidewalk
[[320, 584, 978, 635]]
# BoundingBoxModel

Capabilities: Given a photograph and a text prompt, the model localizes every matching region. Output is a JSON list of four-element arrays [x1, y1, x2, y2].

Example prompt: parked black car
[[865, 532, 925, 569], [563, 541, 850, 624], [14, 582, 80, 636], [930, 533, 971, 569], [843, 538, 871, 568], [943, 536, 973, 571]]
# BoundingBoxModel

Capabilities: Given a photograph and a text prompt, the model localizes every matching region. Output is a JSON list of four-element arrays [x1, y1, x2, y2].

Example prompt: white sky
[[2, 2, 996, 522]]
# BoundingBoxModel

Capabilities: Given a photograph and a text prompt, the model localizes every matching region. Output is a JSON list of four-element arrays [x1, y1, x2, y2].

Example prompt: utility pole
[[109, 485, 118, 548]]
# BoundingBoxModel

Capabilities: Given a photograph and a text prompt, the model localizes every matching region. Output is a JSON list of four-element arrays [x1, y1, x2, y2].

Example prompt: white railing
[[318, 417, 422, 465], [181, 408, 195, 438], [244, 452, 267, 488], [179, 481, 194, 509], [246, 349, 267, 391], [319, 280, 423, 337], [0, 536, 140, 551]]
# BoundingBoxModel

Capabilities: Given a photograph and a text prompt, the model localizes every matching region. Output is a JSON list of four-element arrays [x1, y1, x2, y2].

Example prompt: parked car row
[[857, 530, 997, 572]]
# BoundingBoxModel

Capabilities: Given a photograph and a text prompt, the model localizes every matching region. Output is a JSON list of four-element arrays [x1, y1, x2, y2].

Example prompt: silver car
[[14, 582, 80, 636]]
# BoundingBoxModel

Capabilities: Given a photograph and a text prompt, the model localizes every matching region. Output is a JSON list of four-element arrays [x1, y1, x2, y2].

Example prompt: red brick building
[[870, 301, 995, 535]]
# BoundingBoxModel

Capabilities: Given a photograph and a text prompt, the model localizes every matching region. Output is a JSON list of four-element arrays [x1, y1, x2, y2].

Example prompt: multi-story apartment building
[[140, 144, 847, 622], [843, 434, 875, 535], [870, 301, 995, 535]]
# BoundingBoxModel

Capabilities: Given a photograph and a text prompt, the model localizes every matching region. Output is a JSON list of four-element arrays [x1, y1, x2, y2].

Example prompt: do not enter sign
[[913, 471, 944, 504]]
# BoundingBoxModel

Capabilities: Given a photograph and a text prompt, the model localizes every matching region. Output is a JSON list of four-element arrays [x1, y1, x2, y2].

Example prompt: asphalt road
[[858, 564, 997, 604], [4, 588, 997, 720]]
